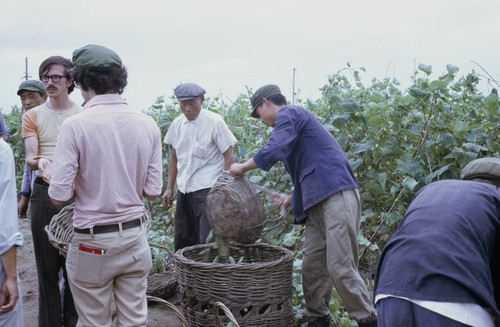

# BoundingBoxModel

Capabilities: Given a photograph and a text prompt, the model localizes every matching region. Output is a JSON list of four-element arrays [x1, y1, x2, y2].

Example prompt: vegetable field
[[6, 63, 499, 326]]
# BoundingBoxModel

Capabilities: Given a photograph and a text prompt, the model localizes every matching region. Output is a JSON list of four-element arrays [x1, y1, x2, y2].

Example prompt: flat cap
[[72, 44, 122, 69], [250, 84, 282, 118], [460, 157, 500, 180], [174, 83, 206, 101], [17, 80, 46, 95]]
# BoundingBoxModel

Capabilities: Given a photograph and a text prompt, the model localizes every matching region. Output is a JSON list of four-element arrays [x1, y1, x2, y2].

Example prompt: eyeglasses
[[73, 81, 81, 89], [40, 75, 66, 83]]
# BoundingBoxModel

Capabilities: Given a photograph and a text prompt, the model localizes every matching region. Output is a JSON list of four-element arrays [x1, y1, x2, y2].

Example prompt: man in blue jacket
[[374, 157, 500, 326], [229, 84, 377, 327]]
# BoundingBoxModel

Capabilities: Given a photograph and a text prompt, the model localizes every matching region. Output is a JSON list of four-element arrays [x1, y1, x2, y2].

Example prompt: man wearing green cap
[[16, 80, 47, 218], [49, 44, 163, 327], [17, 80, 47, 111], [229, 84, 377, 327], [374, 157, 500, 326], [22, 56, 81, 327]]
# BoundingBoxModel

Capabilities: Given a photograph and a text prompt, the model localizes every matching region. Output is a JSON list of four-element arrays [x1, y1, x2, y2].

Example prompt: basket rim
[[173, 242, 294, 269]]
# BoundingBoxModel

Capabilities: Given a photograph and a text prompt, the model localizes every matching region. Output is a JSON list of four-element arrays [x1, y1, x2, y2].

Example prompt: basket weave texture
[[206, 173, 265, 244], [45, 203, 74, 257], [44, 204, 177, 299], [174, 243, 294, 327]]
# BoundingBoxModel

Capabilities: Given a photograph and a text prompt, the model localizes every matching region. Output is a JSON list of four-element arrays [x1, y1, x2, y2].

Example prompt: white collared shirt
[[165, 109, 236, 193]]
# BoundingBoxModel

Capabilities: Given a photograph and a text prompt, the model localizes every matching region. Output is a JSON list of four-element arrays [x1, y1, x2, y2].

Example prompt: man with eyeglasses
[[22, 56, 81, 327]]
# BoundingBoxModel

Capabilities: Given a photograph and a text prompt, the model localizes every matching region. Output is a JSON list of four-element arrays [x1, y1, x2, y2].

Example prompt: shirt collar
[[181, 109, 204, 125], [83, 94, 127, 110]]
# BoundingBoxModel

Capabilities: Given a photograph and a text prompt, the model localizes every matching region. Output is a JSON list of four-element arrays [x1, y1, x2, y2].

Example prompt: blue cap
[[174, 83, 206, 101]]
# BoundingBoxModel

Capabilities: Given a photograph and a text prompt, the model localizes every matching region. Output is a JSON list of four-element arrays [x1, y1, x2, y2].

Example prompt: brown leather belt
[[74, 218, 142, 234]]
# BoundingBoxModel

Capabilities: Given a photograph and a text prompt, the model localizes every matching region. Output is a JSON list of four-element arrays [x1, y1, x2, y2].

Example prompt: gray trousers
[[302, 188, 376, 322]]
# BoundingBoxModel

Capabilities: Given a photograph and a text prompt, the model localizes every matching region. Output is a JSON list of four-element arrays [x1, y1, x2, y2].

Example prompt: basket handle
[[149, 243, 175, 267], [147, 296, 188, 327], [214, 301, 240, 327]]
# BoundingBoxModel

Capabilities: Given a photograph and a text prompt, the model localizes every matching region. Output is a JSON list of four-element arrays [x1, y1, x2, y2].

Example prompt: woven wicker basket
[[174, 243, 294, 327], [206, 173, 265, 244], [147, 244, 178, 300], [147, 296, 189, 327], [45, 203, 75, 256], [44, 204, 178, 300]]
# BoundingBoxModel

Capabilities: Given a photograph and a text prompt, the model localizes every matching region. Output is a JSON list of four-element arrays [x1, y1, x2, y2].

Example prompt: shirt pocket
[[66, 244, 107, 285], [299, 164, 316, 183], [192, 141, 212, 160]]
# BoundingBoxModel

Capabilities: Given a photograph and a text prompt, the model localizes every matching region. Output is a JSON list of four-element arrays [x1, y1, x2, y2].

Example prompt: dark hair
[[38, 56, 75, 94], [267, 93, 287, 106], [70, 66, 128, 95]]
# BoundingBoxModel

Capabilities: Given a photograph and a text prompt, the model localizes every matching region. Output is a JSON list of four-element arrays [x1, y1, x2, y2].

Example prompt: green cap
[[17, 80, 46, 95], [72, 44, 122, 69], [460, 157, 500, 180], [250, 84, 281, 118]]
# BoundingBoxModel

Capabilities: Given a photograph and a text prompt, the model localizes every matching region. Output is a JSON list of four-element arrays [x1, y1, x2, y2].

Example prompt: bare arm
[[222, 146, 235, 170], [161, 147, 178, 208], [143, 194, 157, 200], [24, 137, 51, 181], [228, 158, 258, 178], [50, 198, 66, 207], [24, 136, 39, 171], [0, 247, 18, 313]]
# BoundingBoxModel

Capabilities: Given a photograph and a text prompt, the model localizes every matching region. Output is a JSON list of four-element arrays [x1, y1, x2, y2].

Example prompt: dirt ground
[[17, 218, 185, 326]]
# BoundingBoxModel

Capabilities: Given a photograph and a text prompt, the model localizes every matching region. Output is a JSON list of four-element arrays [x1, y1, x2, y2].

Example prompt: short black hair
[[267, 93, 287, 106], [71, 66, 128, 95]]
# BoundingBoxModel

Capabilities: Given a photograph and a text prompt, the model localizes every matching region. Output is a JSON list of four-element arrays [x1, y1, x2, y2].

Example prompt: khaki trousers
[[302, 188, 376, 322], [66, 224, 152, 327]]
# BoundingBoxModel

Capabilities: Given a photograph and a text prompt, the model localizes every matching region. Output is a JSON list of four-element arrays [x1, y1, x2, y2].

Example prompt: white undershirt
[[375, 294, 495, 327]]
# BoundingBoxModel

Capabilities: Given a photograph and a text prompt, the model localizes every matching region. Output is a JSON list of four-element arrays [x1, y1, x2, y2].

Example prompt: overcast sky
[[1, 0, 498, 113]]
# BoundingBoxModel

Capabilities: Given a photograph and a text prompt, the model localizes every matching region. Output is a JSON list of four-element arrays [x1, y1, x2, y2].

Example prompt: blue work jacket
[[253, 105, 357, 222], [375, 180, 500, 326]]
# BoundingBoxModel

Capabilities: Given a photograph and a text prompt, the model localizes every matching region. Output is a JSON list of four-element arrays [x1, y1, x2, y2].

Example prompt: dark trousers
[[174, 188, 212, 251], [377, 297, 470, 327], [30, 179, 78, 327]]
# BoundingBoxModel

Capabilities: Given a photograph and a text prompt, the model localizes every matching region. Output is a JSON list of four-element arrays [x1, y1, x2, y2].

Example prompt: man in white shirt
[[161, 83, 237, 250]]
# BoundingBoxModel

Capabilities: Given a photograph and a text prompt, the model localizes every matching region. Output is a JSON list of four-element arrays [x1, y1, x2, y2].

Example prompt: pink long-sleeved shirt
[[49, 94, 163, 228]]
